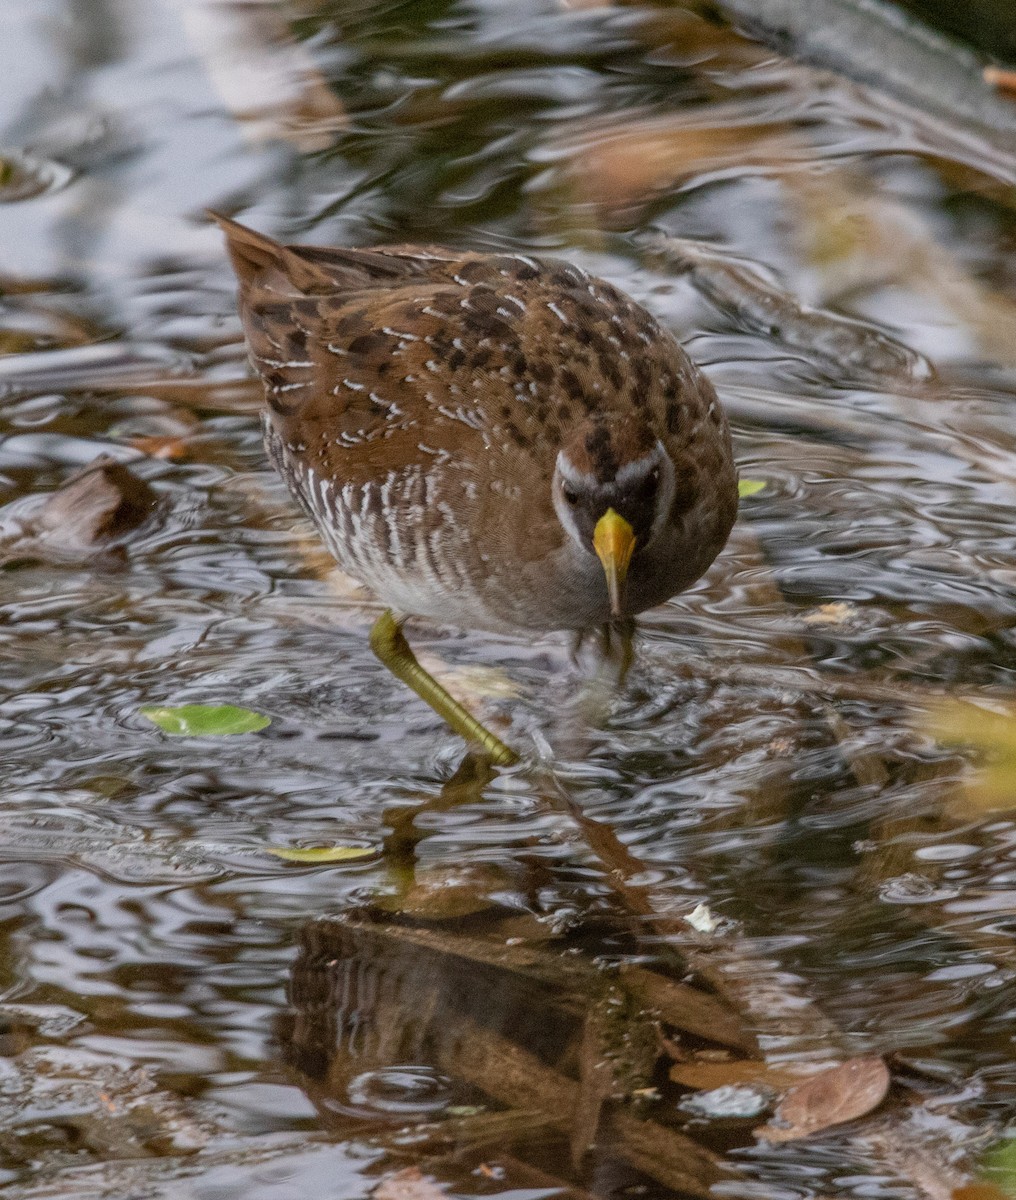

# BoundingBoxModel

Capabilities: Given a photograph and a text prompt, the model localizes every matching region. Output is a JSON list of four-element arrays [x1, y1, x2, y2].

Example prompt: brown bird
[[213, 214, 737, 764]]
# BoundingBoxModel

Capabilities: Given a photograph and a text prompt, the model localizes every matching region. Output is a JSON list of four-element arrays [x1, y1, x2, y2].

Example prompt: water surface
[[4, 1, 1016, 1196]]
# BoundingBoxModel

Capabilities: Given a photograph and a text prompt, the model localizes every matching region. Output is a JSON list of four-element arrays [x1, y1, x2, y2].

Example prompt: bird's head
[[551, 419, 676, 617]]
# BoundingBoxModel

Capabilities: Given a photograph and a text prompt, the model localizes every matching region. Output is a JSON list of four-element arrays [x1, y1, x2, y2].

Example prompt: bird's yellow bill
[[593, 508, 636, 617]]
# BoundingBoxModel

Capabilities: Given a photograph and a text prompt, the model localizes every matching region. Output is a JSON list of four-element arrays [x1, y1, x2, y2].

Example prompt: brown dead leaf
[[33, 457, 158, 545], [0, 456, 160, 566], [374, 1166, 448, 1200], [671, 1059, 810, 1093], [755, 1056, 890, 1143]]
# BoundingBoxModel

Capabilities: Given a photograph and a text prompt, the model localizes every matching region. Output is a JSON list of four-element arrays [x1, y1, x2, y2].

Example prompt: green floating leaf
[[738, 478, 767, 498], [981, 1135, 1016, 1196], [140, 704, 271, 737], [268, 845, 375, 864]]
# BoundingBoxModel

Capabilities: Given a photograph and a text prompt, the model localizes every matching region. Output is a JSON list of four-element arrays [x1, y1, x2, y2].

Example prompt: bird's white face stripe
[[556, 443, 665, 489], [555, 449, 596, 490], [615, 445, 666, 486]]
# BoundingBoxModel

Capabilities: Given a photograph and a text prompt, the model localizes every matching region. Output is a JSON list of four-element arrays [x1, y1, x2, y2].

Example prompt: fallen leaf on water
[[738, 478, 767, 498], [0, 456, 159, 565], [140, 704, 271, 736], [0, 150, 74, 202], [268, 845, 374, 864], [40, 458, 158, 542], [755, 1056, 890, 1143], [374, 1165, 448, 1200]]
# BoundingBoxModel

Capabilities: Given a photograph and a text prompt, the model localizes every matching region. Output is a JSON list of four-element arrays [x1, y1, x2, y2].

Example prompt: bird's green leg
[[369, 609, 519, 767]]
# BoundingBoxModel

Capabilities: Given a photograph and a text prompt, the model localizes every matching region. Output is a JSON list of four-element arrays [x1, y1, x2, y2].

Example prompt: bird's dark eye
[[563, 486, 579, 506], [636, 468, 659, 498]]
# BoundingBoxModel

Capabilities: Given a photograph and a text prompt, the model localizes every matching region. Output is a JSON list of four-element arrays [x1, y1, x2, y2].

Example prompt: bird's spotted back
[[215, 213, 736, 632], [223, 230, 712, 492]]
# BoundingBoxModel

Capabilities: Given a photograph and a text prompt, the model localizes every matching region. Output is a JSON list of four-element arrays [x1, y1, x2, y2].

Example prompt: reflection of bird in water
[[214, 214, 737, 764], [281, 909, 734, 1193], [283, 915, 575, 1100]]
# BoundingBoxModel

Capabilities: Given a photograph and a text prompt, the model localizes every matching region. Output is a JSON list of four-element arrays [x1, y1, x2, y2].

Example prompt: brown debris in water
[[756, 1056, 891, 1143], [0, 455, 160, 566], [374, 1166, 449, 1200]]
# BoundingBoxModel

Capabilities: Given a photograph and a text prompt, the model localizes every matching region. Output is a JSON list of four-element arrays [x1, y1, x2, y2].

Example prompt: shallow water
[[4, 1, 1016, 1196]]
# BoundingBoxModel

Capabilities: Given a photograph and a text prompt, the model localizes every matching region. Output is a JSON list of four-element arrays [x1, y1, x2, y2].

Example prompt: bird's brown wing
[[216, 216, 715, 550]]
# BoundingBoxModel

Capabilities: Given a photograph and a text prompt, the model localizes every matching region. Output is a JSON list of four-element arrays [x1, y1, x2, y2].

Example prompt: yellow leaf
[[738, 479, 766, 498], [268, 845, 375, 864]]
